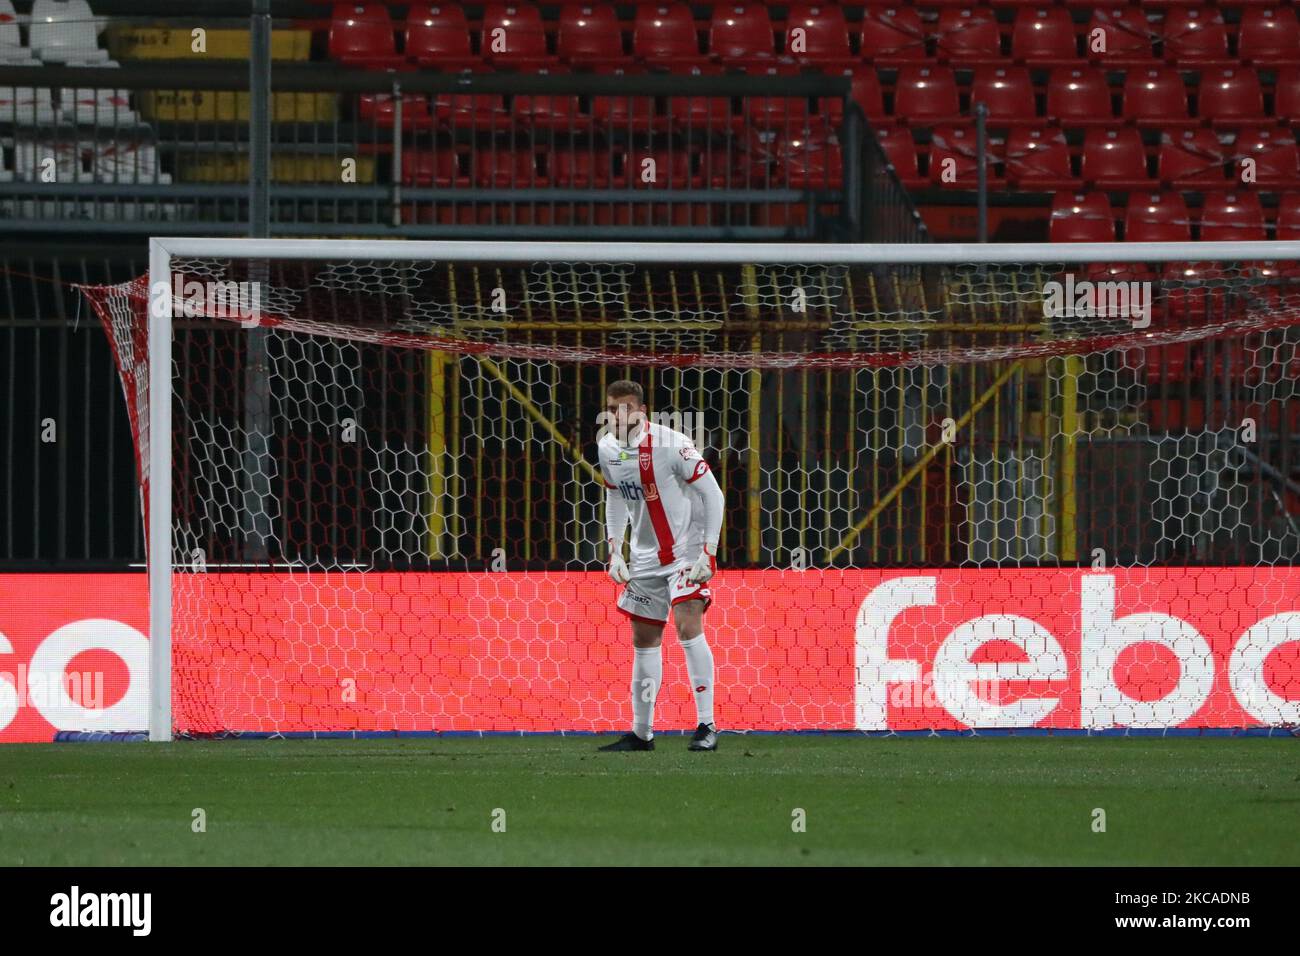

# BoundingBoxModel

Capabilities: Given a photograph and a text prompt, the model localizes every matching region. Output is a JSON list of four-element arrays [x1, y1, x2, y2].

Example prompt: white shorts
[[617, 557, 713, 624]]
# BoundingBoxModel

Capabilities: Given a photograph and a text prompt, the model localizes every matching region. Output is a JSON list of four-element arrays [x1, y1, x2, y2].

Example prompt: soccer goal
[[82, 239, 1300, 741]]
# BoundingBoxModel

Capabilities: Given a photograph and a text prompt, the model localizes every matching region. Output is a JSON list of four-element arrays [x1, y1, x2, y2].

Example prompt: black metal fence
[[0, 64, 900, 239]]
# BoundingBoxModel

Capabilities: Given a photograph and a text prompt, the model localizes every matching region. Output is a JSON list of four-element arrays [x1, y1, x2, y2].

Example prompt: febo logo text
[[853, 570, 1300, 730]]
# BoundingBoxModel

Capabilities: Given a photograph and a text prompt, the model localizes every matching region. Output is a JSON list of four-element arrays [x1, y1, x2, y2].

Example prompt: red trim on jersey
[[671, 589, 713, 613], [616, 606, 668, 626], [639, 431, 676, 566], [686, 460, 710, 484]]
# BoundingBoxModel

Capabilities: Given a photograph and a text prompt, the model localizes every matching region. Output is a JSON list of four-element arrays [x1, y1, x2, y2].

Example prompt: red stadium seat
[[829, 66, 886, 122], [874, 126, 924, 188], [482, 2, 554, 66], [329, 3, 407, 69], [970, 65, 1038, 125], [1011, 7, 1078, 66], [745, 63, 813, 129], [1046, 67, 1115, 127], [777, 127, 844, 188], [709, 3, 775, 64], [433, 70, 511, 129], [633, 2, 701, 65], [1276, 67, 1300, 124], [1232, 129, 1300, 188], [557, 3, 625, 65], [1086, 7, 1154, 67], [1125, 192, 1191, 242], [1004, 126, 1078, 189], [405, 4, 477, 67], [860, 5, 928, 64], [590, 65, 664, 131], [1082, 127, 1152, 189], [665, 63, 739, 130], [625, 146, 698, 189], [549, 149, 619, 188], [358, 92, 434, 129], [928, 124, 1002, 188], [934, 7, 1003, 67], [1157, 129, 1227, 187], [1122, 67, 1192, 128], [1200, 191, 1266, 241], [1237, 6, 1300, 66], [474, 149, 546, 188], [1050, 190, 1116, 242], [511, 68, 586, 130], [1197, 68, 1267, 128], [894, 66, 961, 124], [783, 3, 856, 67], [1276, 192, 1300, 239], [1161, 7, 1231, 67], [401, 150, 469, 187]]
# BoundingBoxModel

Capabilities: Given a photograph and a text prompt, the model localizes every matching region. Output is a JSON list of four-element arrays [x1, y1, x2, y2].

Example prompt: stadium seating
[[328, 2, 407, 69], [1046, 67, 1115, 126], [1161, 7, 1232, 68], [1049, 190, 1116, 242], [874, 126, 924, 189], [1231, 129, 1300, 188], [1198, 68, 1267, 128], [1004, 126, 1077, 190], [783, 4, 856, 67], [482, 2, 553, 66], [710, 3, 775, 65], [1276, 193, 1300, 239], [1122, 67, 1192, 128], [1086, 7, 1154, 67], [1125, 192, 1191, 242], [29, 0, 110, 63], [405, 4, 478, 67], [1237, 6, 1300, 66], [934, 7, 1002, 67], [970, 66, 1037, 125], [860, 6, 928, 65], [556, 3, 624, 66], [1276, 67, 1300, 125], [1011, 7, 1078, 66], [1082, 127, 1152, 189], [633, 2, 701, 65], [1199, 191, 1267, 242], [894, 66, 961, 124], [0, 1, 38, 63], [1157, 129, 1227, 188], [928, 124, 1002, 189]]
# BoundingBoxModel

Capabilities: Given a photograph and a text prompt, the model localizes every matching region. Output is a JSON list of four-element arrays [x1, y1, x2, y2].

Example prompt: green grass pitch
[[3, 736, 1297, 866]]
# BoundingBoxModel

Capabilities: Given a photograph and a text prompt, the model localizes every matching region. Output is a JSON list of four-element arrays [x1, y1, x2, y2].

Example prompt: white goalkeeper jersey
[[599, 421, 723, 574]]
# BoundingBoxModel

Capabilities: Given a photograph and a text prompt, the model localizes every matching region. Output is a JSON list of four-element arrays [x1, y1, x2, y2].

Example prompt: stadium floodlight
[[80, 238, 1300, 741]]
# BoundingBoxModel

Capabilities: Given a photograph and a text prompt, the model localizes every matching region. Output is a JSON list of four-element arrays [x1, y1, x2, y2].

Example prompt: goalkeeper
[[597, 380, 725, 753]]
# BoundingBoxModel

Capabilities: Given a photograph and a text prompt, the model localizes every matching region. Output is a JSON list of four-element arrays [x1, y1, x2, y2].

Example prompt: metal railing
[[0, 63, 881, 239]]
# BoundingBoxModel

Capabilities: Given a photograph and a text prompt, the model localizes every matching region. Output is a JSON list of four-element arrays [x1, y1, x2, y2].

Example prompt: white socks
[[631, 645, 662, 740], [680, 633, 715, 728]]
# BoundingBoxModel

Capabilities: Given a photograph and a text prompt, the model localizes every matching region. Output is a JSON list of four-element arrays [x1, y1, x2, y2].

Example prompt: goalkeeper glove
[[687, 544, 717, 584], [608, 540, 630, 585]]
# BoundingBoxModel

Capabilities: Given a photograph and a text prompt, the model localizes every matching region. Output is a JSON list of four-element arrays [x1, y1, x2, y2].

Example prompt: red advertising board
[[1, 570, 1298, 741]]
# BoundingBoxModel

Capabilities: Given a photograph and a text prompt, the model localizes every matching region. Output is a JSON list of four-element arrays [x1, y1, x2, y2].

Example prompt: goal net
[[82, 240, 1300, 739]]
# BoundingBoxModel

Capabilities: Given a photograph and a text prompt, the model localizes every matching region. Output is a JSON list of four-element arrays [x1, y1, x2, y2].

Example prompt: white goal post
[[127, 237, 1300, 741]]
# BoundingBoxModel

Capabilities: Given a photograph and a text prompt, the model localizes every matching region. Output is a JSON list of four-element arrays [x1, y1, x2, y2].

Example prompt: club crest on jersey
[[638, 450, 652, 468]]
